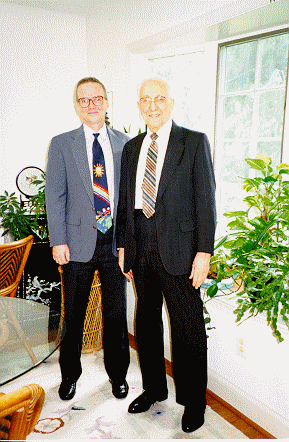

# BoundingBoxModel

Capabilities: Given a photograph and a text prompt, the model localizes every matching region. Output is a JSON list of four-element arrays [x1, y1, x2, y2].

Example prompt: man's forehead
[[77, 82, 104, 95], [139, 80, 169, 97]]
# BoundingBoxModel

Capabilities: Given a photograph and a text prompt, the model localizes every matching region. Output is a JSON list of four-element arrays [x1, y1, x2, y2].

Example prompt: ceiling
[[1, 0, 279, 49], [0, 0, 243, 19]]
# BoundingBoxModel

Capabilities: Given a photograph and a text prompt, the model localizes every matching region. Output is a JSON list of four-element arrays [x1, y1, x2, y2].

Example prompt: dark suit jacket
[[116, 121, 216, 275], [46, 124, 130, 262]]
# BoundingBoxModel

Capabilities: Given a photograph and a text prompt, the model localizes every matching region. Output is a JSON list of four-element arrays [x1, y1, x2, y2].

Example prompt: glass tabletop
[[0, 297, 64, 386]]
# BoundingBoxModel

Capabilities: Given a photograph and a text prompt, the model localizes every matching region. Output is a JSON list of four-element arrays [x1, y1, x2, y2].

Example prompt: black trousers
[[60, 228, 130, 383], [133, 211, 207, 410]]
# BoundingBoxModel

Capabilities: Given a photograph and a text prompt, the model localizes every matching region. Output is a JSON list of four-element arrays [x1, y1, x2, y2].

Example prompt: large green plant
[[0, 173, 47, 241], [206, 155, 289, 342]]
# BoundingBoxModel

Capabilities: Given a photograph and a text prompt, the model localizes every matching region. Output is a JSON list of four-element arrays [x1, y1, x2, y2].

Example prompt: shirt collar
[[83, 123, 108, 139]]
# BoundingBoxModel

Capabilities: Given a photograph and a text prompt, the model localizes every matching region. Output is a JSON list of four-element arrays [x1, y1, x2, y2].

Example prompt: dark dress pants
[[60, 228, 130, 383], [133, 211, 207, 410]]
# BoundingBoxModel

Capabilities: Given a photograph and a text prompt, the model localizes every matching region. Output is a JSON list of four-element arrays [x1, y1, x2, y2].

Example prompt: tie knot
[[150, 133, 158, 141], [93, 133, 100, 140]]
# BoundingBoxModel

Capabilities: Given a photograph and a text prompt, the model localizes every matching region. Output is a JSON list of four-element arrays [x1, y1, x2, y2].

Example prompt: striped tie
[[142, 133, 158, 218]]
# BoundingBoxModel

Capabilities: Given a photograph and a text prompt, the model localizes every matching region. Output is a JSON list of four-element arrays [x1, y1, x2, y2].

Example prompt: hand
[[118, 247, 133, 281], [52, 244, 70, 265], [189, 252, 211, 289]]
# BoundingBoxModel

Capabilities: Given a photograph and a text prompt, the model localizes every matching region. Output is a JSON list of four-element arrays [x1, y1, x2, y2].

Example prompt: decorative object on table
[[16, 166, 44, 198], [203, 155, 289, 342], [0, 384, 45, 441], [0, 235, 34, 297]]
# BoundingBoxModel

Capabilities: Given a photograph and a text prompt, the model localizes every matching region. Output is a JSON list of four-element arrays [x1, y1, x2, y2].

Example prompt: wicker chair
[[58, 267, 103, 353], [0, 384, 45, 441], [0, 235, 34, 297]]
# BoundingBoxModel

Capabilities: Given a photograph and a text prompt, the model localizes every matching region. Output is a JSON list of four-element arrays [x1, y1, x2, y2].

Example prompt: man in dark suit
[[46, 77, 130, 401], [116, 78, 216, 433]]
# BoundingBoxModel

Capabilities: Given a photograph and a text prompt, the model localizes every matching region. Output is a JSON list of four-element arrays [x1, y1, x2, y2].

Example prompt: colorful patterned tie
[[92, 133, 112, 233], [142, 133, 158, 218]]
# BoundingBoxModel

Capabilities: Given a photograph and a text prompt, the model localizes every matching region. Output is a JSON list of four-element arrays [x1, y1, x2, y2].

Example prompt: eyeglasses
[[77, 96, 105, 108], [139, 96, 167, 108]]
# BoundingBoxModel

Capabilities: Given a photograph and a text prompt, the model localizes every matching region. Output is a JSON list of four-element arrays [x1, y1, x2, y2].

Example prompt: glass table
[[0, 297, 64, 386]]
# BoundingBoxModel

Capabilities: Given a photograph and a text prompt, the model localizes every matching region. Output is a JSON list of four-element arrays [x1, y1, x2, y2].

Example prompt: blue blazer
[[116, 121, 216, 275], [46, 124, 130, 262]]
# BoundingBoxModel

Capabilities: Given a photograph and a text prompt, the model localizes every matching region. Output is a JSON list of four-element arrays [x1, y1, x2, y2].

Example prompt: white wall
[[207, 296, 289, 438], [0, 3, 87, 240]]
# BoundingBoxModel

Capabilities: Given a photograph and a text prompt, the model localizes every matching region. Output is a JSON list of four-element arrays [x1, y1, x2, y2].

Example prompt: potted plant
[[0, 191, 37, 241], [29, 173, 48, 241], [0, 173, 48, 242], [204, 154, 289, 342]]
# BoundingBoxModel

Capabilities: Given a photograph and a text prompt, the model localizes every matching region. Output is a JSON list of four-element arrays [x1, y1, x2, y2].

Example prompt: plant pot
[[233, 277, 244, 290], [201, 277, 234, 290]]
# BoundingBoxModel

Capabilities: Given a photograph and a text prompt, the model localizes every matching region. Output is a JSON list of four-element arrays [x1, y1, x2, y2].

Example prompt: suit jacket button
[[93, 226, 96, 229]]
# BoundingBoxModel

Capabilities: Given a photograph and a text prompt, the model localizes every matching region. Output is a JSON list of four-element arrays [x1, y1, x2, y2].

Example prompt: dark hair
[[75, 77, 108, 100]]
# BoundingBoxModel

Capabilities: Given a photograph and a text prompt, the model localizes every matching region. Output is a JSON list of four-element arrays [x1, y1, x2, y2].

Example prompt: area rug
[[1, 348, 248, 439]]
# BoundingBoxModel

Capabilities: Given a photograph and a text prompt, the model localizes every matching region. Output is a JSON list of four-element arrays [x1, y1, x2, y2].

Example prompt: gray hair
[[137, 77, 171, 99], [75, 77, 108, 101]]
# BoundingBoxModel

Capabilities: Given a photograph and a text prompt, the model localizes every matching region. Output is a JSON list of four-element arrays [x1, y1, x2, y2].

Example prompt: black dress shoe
[[128, 391, 168, 414], [181, 407, 205, 433], [110, 380, 129, 399], [58, 380, 76, 401]]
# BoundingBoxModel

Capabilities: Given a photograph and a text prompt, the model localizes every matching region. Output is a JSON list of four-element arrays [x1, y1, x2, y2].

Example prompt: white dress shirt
[[83, 123, 115, 217], [135, 119, 173, 209]]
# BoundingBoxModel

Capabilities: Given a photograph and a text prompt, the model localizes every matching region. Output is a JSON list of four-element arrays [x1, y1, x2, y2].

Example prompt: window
[[215, 31, 289, 237]]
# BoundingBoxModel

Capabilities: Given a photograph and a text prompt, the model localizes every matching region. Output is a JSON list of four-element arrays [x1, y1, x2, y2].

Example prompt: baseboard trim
[[128, 333, 275, 439], [206, 388, 275, 439]]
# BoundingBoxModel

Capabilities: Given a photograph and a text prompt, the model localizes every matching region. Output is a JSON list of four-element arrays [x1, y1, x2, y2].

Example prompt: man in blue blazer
[[116, 78, 216, 433], [46, 77, 130, 401]]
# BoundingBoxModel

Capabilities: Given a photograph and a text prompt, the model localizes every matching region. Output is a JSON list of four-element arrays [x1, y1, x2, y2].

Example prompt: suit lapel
[[107, 127, 123, 181], [70, 125, 94, 206], [157, 122, 185, 201], [129, 133, 146, 206]]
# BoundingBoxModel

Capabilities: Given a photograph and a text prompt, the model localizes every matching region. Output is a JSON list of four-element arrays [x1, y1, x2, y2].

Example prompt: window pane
[[259, 34, 289, 88], [224, 41, 257, 93], [257, 141, 281, 166], [216, 141, 250, 234], [258, 90, 285, 137], [223, 95, 253, 139]]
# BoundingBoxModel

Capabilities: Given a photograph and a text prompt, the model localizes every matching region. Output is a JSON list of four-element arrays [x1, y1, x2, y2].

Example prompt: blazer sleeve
[[116, 143, 129, 249], [192, 132, 216, 255], [45, 136, 68, 247]]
